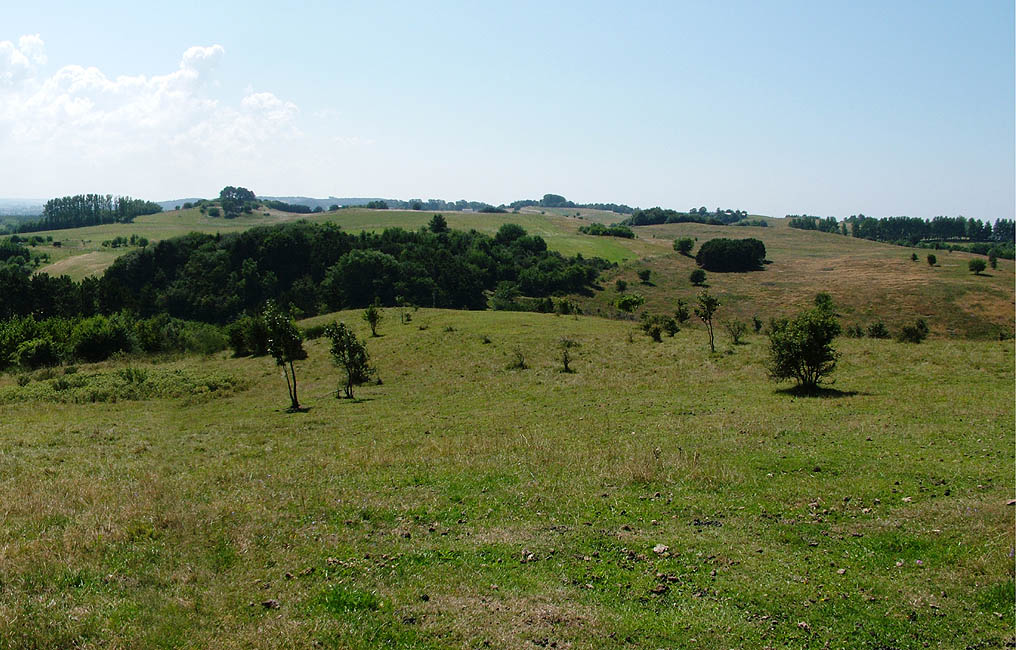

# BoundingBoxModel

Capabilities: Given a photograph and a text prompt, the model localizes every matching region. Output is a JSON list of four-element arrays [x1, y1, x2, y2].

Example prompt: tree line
[[0, 221, 611, 325], [14, 194, 162, 233], [621, 206, 750, 227]]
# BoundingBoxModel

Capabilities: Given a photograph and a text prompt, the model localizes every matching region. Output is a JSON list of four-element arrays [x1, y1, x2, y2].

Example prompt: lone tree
[[674, 237, 694, 256], [766, 303, 841, 391], [325, 321, 375, 399], [428, 213, 449, 233], [694, 291, 720, 353], [689, 269, 706, 286], [638, 269, 652, 284], [263, 302, 307, 411], [926, 253, 937, 266], [968, 258, 987, 275], [363, 300, 383, 336]]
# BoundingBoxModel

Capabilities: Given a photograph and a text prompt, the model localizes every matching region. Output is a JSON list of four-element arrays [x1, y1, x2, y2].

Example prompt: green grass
[[0, 309, 1011, 648], [588, 218, 1015, 338]]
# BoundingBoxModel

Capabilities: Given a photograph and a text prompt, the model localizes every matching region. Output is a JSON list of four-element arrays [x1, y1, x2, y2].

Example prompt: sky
[[1, 1, 1013, 219]]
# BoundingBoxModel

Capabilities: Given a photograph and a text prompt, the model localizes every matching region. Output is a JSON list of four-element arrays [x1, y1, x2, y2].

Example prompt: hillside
[[589, 218, 1015, 339], [21, 209, 1016, 339], [0, 308, 1011, 648]]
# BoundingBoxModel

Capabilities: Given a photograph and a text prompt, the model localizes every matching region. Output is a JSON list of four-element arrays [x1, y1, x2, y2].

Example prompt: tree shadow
[[775, 385, 867, 399], [283, 406, 312, 413]]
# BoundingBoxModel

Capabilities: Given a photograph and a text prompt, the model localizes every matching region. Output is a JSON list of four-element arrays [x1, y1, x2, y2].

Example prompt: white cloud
[[0, 36, 317, 197]]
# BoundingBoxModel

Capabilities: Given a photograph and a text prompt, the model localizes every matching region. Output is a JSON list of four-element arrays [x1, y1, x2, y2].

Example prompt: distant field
[[587, 218, 1015, 339], [32, 206, 647, 280], [0, 309, 1011, 648]]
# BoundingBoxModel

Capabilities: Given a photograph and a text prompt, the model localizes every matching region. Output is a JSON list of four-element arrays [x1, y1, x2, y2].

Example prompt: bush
[[674, 299, 690, 324], [226, 315, 270, 357], [724, 320, 748, 345], [897, 318, 929, 344], [640, 313, 678, 340], [324, 321, 374, 399], [689, 269, 706, 286], [14, 337, 61, 369], [614, 279, 627, 293], [637, 269, 651, 284], [845, 324, 864, 338], [968, 258, 986, 274], [766, 306, 841, 389], [71, 314, 134, 363], [616, 293, 645, 315], [927, 253, 937, 266], [695, 238, 766, 272], [752, 315, 763, 334], [865, 321, 890, 339], [674, 238, 694, 256], [558, 337, 579, 372]]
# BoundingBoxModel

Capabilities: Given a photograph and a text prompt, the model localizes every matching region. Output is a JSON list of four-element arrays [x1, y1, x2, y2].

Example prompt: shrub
[[558, 337, 579, 372], [695, 238, 766, 272], [724, 320, 748, 345], [752, 315, 763, 334], [911, 253, 918, 261], [641, 313, 678, 340], [674, 299, 690, 324], [491, 282, 521, 311], [226, 315, 270, 357], [507, 347, 527, 370], [689, 269, 706, 286], [71, 314, 134, 363], [637, 269, 651, 284], [363, 301, 383, 336], [616, 293, 645, 315], [968, 258, 986, 274], [674, 238, 694, 256], [207, 207, 221, 217], [615, 279, 627, 293], [989, 253, 998, 269], [865, 321, 890, 339], [897, 318, 929, 344], [766, 306, 841, 389], [926, 253, 937, 266], [14, 337, 60, 369]]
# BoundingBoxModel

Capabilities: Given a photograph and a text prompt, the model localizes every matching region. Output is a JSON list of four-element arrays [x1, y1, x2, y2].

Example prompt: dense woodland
[[787, 214, 1015, 258], [0, 221, 610, 324], [14, 194, 162, 233], [621, 206, 751, 227]]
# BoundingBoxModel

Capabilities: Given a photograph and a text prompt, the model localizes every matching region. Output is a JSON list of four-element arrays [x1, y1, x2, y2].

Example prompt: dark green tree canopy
[[695, 238, 766, 272]]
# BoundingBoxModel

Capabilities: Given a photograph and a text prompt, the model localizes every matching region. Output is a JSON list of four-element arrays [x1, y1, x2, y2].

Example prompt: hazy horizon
[[2, 1, 1013, 220]]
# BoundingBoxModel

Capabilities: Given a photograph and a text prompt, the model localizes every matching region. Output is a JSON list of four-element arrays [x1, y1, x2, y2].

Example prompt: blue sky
[[1, 1, 1013, 219]]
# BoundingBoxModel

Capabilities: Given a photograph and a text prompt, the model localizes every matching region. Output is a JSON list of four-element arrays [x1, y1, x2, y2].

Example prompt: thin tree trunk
[[289, 361, 299, 409], [282, 364, 294, 406]]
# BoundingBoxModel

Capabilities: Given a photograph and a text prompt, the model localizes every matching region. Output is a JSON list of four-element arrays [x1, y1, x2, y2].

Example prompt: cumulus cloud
[[0, 36, 310, 196]]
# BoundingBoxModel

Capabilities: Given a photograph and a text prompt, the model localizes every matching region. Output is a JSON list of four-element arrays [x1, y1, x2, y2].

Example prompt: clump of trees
[[578, 223, 635, 238], [622, 206, 749, 227], [786, 215, 842, 233], [766, 298, 841, 390], [695, 238, 766, 272], [16, 194, 162, 233]]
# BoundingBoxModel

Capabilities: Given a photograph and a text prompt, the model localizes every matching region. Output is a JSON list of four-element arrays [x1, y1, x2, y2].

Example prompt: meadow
[[0, 308, 1012, 649]]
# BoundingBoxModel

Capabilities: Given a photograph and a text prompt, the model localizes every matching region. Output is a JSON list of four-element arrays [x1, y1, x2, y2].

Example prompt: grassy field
[[31, 207, 650, 280], [0, 309, 1012, 649], [587, 219, 1015, 339]]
